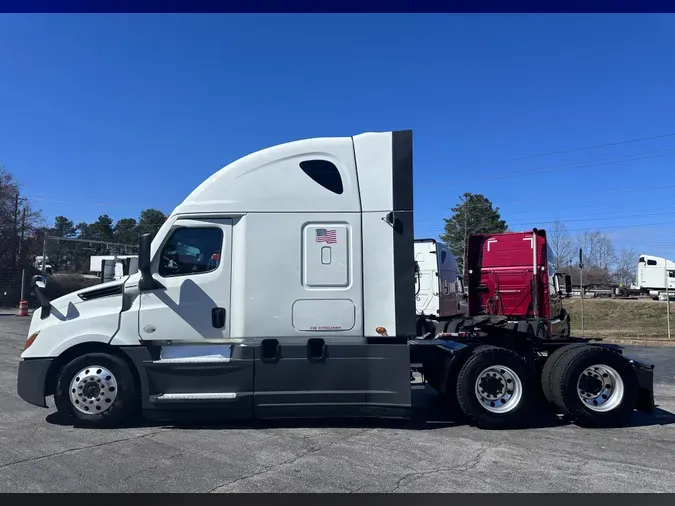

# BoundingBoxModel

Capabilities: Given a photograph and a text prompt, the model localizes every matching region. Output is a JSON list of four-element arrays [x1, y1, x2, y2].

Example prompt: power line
[[417, 147, 675, 188], [505, 209, 675, 227], [484, 193, 675, 221], [460, 148, 675, 183], [566, 221, 675, 233], [416, 199, 675, 227], [419, 220, 675, 235], [449, 132, 675, 171], [26, 196, 138, 208], [415, 183, 675, 213]]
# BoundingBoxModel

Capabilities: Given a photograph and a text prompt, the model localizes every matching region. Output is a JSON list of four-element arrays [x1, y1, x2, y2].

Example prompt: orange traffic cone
[[17, 300, 28, 317]]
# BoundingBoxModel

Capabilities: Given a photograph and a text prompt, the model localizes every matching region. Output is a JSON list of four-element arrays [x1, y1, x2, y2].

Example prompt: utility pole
[[462, 195, 469, 278], [665, 259, 671, 340], [41, 237, 47, 276], [12, 193, 19, 269], [579, 248, 584, 335], [12, 194, 27, 268], [18, 206, 27, 260]]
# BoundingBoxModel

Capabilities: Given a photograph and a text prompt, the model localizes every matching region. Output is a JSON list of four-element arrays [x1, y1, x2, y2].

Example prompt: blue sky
[[2, 14, 675, 260]]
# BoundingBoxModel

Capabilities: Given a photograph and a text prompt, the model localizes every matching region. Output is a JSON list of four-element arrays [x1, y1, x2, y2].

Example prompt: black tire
[[516, 321, 535, 337], [456, 346, 533, 429], [425, 319, 437, 338], [416, 317, 437, 338], [437, 346, 495, 417], [540, 344, 588, 405], [549, 345, 639, 428], [54, 352, 138, 427], [444, 319, 462, 334], [534, 321, 547, 339], [560, 311, 571, 338]]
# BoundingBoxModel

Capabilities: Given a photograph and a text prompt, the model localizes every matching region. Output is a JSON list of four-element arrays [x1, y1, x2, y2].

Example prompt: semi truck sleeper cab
[[17, 130, 655, 430]]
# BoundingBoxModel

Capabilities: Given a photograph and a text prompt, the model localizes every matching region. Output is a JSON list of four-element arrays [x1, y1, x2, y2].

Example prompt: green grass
[[564, 297, 675, 342]]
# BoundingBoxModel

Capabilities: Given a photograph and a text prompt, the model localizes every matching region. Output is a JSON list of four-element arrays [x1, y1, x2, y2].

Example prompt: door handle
[[261, 339, 281, 363], [212, 307, 226, 329], [307, 338, 327, 362]]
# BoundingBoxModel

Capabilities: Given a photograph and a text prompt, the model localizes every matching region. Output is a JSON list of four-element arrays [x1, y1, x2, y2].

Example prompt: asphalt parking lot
[[1, 314, 675, 493]]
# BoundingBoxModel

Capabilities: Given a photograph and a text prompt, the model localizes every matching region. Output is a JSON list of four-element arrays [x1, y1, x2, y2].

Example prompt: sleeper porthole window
[[299, 159, 344, 195]]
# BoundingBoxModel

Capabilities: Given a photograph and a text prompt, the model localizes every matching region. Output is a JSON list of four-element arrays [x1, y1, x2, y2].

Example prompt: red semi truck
[[431, 229, 572, 339]]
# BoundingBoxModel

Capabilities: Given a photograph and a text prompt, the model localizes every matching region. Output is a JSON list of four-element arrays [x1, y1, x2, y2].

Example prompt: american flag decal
[[315, 228, 337, 244]]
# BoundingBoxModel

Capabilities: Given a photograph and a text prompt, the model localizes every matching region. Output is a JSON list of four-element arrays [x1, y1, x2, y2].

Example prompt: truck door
[[252, 219, 366, 419], [137, 218, 253, 412], [139, 218, 234, 343]]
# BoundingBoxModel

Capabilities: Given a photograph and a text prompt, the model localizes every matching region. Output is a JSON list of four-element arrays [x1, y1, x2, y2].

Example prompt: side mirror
[[564, 274, 572, 295], [30, 275, 51, 319], [138, 233, 161, 291], [31, 274, 47, 290], [139, 233, 152, 273]]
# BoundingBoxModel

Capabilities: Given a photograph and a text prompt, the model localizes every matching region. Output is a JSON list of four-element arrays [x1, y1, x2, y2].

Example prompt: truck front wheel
[[549, 346, 638, 427], [54, 352, 138, 427], [456, 346, 533, 429]]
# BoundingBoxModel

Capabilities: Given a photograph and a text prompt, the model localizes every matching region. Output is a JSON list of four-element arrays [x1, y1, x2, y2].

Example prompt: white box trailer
[[18, 130, 655, 431]]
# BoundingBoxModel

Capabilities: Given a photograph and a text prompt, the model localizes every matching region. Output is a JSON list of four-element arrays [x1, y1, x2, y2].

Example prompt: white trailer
[[18, 130, 655, 431]]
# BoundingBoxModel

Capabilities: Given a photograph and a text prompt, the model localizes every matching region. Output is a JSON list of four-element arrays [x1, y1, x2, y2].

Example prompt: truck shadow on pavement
[[44, 390, 675, 432]]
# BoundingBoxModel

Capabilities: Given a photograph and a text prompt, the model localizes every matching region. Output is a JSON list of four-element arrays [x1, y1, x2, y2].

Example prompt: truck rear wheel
[[54, 352, 138, 427], [549, 346, 639, 427], [456, 346, 533, 429], [540, 344, 587, 405]]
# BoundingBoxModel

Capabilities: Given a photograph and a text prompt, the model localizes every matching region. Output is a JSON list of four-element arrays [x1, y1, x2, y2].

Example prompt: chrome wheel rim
[[68, 366, 118, 415], [576, 364, 624, 412], [474, 365, 523, 413]]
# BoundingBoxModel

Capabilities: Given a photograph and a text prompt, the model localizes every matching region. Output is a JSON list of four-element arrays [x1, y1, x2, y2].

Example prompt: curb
[[595, 338, 675, 348]]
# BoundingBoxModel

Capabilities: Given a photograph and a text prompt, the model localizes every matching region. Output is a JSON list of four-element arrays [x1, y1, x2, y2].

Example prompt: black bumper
[[17, 358, 54, 408]]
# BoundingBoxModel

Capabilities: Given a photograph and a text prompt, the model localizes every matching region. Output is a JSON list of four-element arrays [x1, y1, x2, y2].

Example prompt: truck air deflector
[[392, 130, 416, 339]]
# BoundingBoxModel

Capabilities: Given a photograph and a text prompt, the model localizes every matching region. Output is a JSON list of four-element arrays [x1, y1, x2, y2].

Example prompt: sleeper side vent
[[78, 284, 124, 301]]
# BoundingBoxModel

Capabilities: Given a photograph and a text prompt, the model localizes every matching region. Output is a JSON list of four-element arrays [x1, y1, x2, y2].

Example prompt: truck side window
[[158, 227, 224, 277], [669, 271, 675, 278], [647, 259, 657, 266]]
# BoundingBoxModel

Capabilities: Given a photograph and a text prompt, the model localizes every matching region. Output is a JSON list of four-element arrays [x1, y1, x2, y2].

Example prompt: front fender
[[22, 332, 117, 359]]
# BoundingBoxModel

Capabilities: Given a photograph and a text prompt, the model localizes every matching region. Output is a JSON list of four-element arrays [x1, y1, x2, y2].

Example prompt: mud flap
[[629, 358, 656, 413]]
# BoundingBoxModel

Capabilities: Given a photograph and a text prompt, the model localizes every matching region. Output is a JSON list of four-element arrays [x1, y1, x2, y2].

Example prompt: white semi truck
[[18, 130, 655, 430], [414, 239, 468, 321], [636, 255, 675, 300]]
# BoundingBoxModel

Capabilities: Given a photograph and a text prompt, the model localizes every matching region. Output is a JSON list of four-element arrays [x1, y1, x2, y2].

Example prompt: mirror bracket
[[30, 275, 52, 319]]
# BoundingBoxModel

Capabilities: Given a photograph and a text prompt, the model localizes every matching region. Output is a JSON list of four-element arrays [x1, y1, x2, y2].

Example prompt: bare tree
[[548, 220, 574, 270], [614, 247, 639, 286], [576, 230, 616, 285], [578, 230, 616, 269]]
